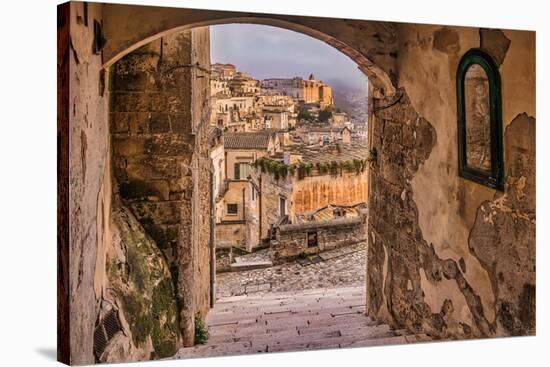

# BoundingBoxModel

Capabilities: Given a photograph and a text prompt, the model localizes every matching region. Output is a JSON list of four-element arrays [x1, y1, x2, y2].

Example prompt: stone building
[[212, 62, 236, 78], [215, 179, 260, 251], [59, 2, 535, 364], [228, 72, 260, 95], [263, 106, 290, 129], [252, 143, 370, 241], [270, 203, 368, 263], [263, 74, 334, 107], [214, 131, 283, 251], [224, 131, 283, 180], [299, 125, 352, 145], [210, 78, 229, 97], [331, 111, 349, 127]]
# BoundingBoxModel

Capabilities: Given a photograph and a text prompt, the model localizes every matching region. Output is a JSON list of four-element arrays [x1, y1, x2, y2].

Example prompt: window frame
[[279, 196, 287, 217], [456, 48, 504, 191], [226, 203, 238, 216]]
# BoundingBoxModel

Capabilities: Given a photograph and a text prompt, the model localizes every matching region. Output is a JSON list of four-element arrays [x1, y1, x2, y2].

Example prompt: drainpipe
[[209, 169, 216, 308]]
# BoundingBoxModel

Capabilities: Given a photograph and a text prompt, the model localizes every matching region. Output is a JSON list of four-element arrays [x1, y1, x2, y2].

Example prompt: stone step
[[173, 285, 428, 360], [211, 295, 366, 313], [230, 260, 273, 272], [214, 285, 364, 302], [207, 306, 368, 329], [211, 297, 366, 314], [207, 315, 378, 342], [253, 329, 399, 353], [209, 322, 394, 346]]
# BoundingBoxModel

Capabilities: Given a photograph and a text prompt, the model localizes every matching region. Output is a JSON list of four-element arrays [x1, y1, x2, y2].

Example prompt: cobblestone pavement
[[216, 242, 366, 298], [234, 247, 271, 263]]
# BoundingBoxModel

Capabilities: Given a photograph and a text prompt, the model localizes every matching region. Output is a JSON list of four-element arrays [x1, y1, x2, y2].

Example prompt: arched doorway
[[104, 13, 391, 360]]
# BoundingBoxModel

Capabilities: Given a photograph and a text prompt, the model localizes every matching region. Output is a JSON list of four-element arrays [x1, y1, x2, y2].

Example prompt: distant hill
[[325, 78, 369, 124]]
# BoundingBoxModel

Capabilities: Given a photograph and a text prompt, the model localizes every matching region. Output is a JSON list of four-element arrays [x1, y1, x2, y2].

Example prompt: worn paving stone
[[216, 242, 366, 298]]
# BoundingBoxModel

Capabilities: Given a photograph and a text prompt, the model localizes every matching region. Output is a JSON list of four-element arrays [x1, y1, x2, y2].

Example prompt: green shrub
[[194, 314, 209, 345]]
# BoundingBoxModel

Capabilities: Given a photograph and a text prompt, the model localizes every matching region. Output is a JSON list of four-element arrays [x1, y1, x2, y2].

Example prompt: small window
[[279, 197, 287, 217], [234, 162, 251, 180], [307, 232, 318, 248], [227, 203, 238, 215], [457, 49, 504, 190]]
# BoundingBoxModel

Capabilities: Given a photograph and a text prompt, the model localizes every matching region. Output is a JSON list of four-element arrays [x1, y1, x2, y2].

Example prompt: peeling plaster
[[420, 268, 474, 328]]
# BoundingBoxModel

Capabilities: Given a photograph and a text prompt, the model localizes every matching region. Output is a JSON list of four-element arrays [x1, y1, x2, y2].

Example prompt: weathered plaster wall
[[215, 222, 246, 247], [366, 23, 535, 339]]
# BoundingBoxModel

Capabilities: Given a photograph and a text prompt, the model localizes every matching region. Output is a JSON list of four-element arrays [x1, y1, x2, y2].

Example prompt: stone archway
[[59, 2, 536, 364], [105, 13, 396, 356], [101, 4, 398, 97]]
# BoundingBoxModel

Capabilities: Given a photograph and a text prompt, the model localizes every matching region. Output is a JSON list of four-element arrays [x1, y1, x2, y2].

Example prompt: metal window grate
[[93, 309, 122, 359]]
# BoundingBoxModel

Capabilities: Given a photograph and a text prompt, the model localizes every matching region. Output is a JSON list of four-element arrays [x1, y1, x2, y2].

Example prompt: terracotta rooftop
[[224, 131, 274, 150]]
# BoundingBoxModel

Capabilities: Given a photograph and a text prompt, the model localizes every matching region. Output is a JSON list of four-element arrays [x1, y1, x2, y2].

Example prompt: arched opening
[[104, 17, 388, 361], [59, 3, 537, 365], [103, 15, 395, 96]]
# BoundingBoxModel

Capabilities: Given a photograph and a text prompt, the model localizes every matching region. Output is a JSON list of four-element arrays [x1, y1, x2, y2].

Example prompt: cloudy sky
[[210, 24, 368, 92]]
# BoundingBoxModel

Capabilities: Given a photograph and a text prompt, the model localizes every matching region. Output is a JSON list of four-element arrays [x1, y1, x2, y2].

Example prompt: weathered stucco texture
[[365, 24, 535, 338]]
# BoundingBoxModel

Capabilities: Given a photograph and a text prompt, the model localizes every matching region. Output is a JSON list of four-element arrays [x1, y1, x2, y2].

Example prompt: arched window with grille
[[456, 48, 504, 190]]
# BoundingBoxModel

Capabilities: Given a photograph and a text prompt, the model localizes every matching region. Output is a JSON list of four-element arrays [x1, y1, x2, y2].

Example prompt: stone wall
[[109, 27, 212, 347], [271, 216, 367, 264], [215, 221, 246, 247], [258, 171, 293, 239], [215, 244, 233, 273], [189, 26, 213, 328]]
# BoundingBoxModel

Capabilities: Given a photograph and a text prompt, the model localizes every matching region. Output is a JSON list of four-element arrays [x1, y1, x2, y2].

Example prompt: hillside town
[[209, 63, 371, 273]]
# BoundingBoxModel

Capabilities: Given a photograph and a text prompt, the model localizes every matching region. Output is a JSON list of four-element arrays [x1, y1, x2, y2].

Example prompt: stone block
[[112, 136, 146, 157], [145, 135, 192, 156]]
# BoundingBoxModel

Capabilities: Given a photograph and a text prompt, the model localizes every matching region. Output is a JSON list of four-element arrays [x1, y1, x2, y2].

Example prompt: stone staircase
[[174, 286, 430, 359]]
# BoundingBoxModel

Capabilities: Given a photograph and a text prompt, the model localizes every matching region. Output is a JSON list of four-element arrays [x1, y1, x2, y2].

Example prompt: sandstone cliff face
[[103, 203, 181, 362]]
